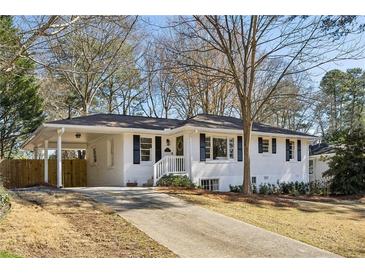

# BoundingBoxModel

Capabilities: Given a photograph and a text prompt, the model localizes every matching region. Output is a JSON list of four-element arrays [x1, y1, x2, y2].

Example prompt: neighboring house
[[309, 143, 335, 182], [23, 114, 314, 191]]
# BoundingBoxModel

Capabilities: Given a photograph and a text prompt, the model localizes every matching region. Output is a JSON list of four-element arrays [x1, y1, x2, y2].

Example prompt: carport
[[22, 122, 119, 188]]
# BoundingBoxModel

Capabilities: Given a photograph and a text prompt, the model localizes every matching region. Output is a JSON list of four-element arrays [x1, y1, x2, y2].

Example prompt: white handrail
[[153, 155, 186, 185]]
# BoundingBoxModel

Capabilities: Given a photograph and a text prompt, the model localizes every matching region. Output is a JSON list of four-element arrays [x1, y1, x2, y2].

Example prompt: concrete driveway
[[68, 187, 340, 258]]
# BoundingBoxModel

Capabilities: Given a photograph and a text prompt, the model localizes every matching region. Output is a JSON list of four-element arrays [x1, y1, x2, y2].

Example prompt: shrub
[[309, 180, 330, 195], [259, 184, 270, 195], [0, 187, 10, 208], [229, 185, 243, 193], [157, 174, 194, 188], [259, 181, 313, 196]]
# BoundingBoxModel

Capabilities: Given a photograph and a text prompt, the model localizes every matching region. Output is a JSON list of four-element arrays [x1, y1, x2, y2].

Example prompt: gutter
[[23, 122, 316, 150]]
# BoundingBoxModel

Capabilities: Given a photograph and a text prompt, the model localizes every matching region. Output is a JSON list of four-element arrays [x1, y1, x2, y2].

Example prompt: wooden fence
[[0, 159, 87, 188]]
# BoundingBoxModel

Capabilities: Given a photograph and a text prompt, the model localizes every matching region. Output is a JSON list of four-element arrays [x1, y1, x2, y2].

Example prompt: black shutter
[[237, 136, 243, 162], [133, 135, 140, 164], [200, 133, 206, 161], [272, 138, 277, 154], [285, 139, 290, 161], [258, 137, 263, 153], [297, 140, 302, 161], [155, 136, 162, 162]]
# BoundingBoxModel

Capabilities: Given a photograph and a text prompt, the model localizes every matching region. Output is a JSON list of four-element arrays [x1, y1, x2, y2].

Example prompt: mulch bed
[[157, 187, 365, 204]]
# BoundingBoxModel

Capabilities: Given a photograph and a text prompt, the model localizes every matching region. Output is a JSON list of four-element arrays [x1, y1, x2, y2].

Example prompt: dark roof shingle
[[46, 113, 313, 137], [47, 114, 182, 130], [309, 143, 336, 155]]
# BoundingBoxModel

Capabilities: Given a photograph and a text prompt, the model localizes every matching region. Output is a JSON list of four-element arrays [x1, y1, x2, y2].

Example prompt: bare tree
[[98, 48, 143, 115], [43, 16, 138, 115], [1, 16, 81, 73], [168, 15, 365, 194]]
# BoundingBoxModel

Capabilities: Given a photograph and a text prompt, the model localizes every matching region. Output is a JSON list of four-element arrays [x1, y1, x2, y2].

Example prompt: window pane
[[289, 141, 295, 159], [262, 139, 269, 153], [141, 149, 150, 156], [141, 138, 152, 144], [141, 156, 150, 161], [213, 137, 227, 159], [205, 137, 211, 159], [140, 137, 152, 161], [229, 138, 234, 159], [176, 136, 184, 156], [141, 143, 152, 149]]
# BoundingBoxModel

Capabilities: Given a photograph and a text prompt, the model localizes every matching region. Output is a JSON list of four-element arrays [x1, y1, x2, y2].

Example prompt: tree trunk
[[83, 102, 90, 115], [243, 116, 252, 194]]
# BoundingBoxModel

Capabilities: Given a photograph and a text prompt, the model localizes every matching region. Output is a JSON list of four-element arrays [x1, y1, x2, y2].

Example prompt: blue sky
[[144, 15, 365, 87]]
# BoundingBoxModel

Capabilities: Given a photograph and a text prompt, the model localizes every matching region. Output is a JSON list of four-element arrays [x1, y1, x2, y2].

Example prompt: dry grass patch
[[0, 188, 175, 258], [159, 188, 365, 258]]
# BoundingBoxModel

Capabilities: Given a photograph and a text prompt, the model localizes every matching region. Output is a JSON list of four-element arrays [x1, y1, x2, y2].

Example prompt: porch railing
[[153, 155, 186, 185]]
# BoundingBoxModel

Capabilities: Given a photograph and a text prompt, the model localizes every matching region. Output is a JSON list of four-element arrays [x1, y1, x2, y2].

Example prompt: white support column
[[189, 134, 193, 180], [57, 128, 65, 188], [44, 140, 49, 184], [33, 147, 38, 159]]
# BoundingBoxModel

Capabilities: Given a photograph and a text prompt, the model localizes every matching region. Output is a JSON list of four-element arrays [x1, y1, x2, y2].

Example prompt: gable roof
[[309, 143, 336, 156], [45, 113, 314, 137]]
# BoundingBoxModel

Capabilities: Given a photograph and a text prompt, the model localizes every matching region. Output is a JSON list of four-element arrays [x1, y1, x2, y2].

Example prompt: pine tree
[[0, 16, 44, 158], [324, 125, 365, 194]]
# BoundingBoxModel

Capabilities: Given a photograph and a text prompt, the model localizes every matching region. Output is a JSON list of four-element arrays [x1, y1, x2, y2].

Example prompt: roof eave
[[21, 124, 45, 150]]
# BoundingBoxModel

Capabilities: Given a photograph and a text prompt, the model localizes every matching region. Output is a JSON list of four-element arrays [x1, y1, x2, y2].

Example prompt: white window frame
[[205, 135, 235, 161], [200, 178, 219, 191], [289, 140, 296, 160], [107, 138, 114, 168], [140, 136, 153, 163], [262, 138, 270, 153]]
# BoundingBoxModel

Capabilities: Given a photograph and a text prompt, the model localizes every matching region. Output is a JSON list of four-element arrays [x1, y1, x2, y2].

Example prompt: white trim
[[204, 134, 236, 161], [56, 128, 64, 188], [44, 140, 48, 184], [140, 135, 153, 163], [41, 123, 315, 139], [261, 137, 270, 154]]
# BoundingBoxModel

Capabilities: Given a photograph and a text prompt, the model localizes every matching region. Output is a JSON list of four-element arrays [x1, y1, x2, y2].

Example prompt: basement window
[[200, 178, 219, 191]]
